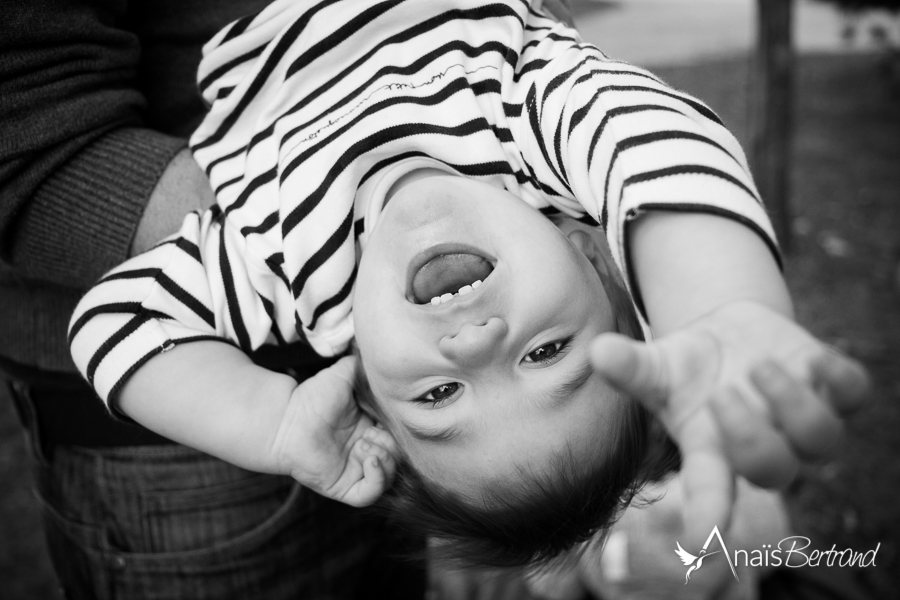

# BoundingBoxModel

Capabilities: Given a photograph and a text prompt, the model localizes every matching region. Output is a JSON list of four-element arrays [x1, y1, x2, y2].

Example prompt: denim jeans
[[8, 380, 426, 600]]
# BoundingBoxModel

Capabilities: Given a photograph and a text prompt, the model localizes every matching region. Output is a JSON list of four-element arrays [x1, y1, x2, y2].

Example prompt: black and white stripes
[[69, 0, 776, 404]]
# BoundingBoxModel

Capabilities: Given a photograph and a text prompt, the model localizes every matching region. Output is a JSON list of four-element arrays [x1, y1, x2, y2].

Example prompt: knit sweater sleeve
[[0, 0, 186, 289]]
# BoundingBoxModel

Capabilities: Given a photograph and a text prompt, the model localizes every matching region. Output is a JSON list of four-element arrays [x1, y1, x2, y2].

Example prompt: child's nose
[[438, 317, 508, 368]]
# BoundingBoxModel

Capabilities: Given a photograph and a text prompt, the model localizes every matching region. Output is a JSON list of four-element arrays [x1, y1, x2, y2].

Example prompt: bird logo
[[674, 542, 720, 584], [674, 526, 740, 585]]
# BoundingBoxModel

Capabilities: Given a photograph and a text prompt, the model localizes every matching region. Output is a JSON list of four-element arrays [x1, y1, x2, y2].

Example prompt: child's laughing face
[[353, 173, 628, 496]]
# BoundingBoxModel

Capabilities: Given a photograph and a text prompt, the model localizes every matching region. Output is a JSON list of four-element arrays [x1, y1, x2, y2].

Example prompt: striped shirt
[[69, 0, 777, 404]]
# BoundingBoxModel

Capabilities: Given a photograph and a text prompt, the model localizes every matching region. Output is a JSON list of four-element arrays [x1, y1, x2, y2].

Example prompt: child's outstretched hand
[[270, 355, 397, 507], [590, 300, 870, 545]]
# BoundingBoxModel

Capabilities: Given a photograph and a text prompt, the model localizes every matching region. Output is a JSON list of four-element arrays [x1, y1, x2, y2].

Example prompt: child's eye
[[523, 338, 572, 365], [414, 382, 462, 406]]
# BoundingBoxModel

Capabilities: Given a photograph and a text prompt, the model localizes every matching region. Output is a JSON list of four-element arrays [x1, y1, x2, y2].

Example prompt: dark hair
[[353, 268, 680, 569]]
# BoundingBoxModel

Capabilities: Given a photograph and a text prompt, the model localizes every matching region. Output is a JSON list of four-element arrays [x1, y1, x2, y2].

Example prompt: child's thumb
[[590, 333, 669, 413]]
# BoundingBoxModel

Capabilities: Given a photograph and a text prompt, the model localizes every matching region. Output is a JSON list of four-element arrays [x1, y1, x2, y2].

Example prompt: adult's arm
[[0, 0, 212, 288]]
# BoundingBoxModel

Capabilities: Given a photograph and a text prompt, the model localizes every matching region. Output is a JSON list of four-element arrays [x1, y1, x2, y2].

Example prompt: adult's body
[[0, 1, 425, 598]]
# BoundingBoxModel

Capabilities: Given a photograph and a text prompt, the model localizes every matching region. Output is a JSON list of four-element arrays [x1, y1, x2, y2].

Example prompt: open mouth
[[409, 249, 494, 305]]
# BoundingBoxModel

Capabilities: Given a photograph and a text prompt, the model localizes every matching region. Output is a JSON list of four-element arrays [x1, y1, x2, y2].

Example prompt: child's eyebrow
[[405, 423, 463, 444], [546, 360, 595, 409]]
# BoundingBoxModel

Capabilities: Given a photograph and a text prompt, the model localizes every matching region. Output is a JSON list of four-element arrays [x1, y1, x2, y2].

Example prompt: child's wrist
[[266, 381, 310, 477], [671, 299, 794, 337], [630, 212, 793, 335]]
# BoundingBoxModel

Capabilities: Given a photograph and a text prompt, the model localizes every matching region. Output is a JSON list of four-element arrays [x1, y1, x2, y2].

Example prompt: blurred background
[[2, 0, 899, 598], [573, 0, 900, 65]]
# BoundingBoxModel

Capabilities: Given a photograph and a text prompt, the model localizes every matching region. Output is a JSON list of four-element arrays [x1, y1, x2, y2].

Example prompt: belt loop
[[5, 380, 52, 467]]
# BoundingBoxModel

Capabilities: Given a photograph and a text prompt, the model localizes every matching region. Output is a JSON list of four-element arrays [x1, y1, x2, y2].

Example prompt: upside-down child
[[68, 0, 868, 569]]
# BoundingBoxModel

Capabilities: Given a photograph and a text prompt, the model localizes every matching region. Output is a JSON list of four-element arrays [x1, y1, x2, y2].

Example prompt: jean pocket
[[35, 486, 106, 551], [138, 472, 293, 555], [113, 483, 326, 600]]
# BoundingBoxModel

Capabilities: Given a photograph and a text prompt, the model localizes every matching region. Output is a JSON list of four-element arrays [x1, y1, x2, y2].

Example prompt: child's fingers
[[750, 360, 844, 461], [344, 456, 386, 507], [590, 333, 669, 412], [677, 408, 735, 548], [353, 436, 391, 465], [336, 438, 394, 507], [353, 436, 396, 482], [810, 350, 871, 416], [710, 388, 799, 489], [362, 425, 399, 457]]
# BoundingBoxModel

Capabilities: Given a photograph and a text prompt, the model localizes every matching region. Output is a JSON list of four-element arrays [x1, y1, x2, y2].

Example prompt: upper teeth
[[431, 279, 482, 305]]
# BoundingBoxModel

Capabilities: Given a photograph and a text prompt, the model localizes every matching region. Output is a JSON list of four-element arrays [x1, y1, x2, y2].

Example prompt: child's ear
[[559, 218, 645, 340], [564, 227, 611, 278]]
